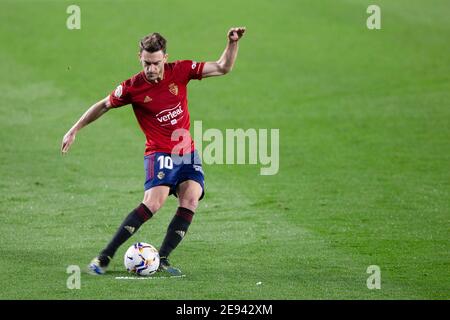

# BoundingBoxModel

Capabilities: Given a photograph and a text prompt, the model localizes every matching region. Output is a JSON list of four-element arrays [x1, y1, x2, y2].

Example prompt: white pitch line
[[115, 275, 186, 280]]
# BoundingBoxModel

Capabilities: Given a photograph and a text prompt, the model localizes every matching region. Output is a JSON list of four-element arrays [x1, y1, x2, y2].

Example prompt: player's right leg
[[88, 186, 169, 275]]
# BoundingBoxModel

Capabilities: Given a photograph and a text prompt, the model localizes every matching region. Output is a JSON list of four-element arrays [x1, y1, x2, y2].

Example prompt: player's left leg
[[158, 180, 203, 275]]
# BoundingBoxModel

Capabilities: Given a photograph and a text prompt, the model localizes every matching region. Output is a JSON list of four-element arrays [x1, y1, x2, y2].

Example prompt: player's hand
[[61, 129, 76, 155], [228, 27, 246, 42]]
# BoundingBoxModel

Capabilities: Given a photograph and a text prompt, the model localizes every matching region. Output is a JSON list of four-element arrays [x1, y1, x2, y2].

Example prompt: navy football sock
[[100, 203, 153, 264], [159, 207, 194, 258]]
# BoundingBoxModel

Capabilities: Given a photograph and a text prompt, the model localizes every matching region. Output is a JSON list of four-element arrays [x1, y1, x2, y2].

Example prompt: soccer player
[[61, 27, 246, 276]]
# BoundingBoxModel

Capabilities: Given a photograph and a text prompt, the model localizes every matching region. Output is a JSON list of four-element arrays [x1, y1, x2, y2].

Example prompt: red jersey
[[109, 60, 205, 155]]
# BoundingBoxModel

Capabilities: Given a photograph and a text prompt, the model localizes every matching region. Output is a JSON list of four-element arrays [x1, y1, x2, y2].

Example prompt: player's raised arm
[[202, 27, 246, 78], [61, 96, 111, 154]]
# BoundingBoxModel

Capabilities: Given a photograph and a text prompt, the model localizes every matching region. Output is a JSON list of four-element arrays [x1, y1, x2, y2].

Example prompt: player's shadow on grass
[[86, 269, 184, 279], [83, 269, 128, 276]]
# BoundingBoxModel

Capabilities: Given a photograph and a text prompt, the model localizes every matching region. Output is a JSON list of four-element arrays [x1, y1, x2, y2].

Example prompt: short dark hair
[[139, 33, 167, 53]]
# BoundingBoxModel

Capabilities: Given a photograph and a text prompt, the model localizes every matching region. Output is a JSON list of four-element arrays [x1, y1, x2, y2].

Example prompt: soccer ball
[[124, 242, 160, 276]]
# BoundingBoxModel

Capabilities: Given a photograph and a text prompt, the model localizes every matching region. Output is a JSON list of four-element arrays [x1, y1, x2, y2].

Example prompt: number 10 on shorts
[[157, 155, 173, 169]]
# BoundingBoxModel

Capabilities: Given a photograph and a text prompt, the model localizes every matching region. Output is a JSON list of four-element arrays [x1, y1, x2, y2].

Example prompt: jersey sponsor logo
[[156, 103, 184, 126], [144, 96, 152, 103], [169, 83, 178, 96], [114, 85, 123, 98]]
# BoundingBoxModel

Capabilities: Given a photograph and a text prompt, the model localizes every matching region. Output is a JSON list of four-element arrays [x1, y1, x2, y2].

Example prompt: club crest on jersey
[[169, 83, 178, 96]]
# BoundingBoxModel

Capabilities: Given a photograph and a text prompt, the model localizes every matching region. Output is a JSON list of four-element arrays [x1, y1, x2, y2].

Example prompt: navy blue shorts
[[144, 150, 205, 200]]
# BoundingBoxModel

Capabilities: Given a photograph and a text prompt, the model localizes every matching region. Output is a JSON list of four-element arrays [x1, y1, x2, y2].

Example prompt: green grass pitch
[[0, 0, 448, 299]]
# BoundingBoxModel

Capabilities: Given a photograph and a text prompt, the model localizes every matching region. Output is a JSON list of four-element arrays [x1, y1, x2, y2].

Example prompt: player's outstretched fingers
[[61, 132, 76, 154]]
